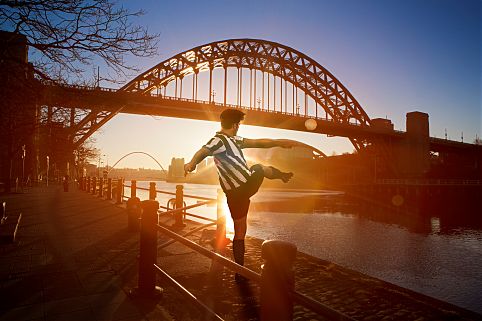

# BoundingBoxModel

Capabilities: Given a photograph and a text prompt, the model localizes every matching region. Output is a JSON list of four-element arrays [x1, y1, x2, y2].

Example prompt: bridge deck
[[0, 185, 479, 320]]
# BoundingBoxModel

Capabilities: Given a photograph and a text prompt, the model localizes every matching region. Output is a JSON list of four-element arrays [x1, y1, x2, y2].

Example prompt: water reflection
[[250, 190, 482, 237]]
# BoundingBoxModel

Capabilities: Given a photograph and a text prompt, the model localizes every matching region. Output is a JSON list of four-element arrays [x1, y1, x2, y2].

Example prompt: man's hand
[[184, 162, 196, 176]]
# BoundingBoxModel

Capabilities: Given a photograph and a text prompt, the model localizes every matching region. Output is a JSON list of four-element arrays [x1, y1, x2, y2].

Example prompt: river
[[130, 181, 482, 314]]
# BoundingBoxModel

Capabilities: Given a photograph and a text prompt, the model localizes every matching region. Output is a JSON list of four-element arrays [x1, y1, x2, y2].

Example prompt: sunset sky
[[92, 0, 480, 170]]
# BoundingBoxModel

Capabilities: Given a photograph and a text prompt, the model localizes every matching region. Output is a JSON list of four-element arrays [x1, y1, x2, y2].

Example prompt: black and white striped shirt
[[203, 132, 251, 191]]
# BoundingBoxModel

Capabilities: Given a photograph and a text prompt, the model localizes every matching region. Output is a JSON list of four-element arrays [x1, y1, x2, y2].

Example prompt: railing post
[[99, 177, 104, 197], [174, 185, 185, 227], [215, 189, 228, 251], [138, 200, 163, 297], [116, 178, 123, 204], [260, 240, 297, 321], [92, 177, 97, 194], [86, 177, 90, 193], [131, 180, 137, 198], [107, 178, 112, 200], [127, 196, 141, 231], [149, 182, 156, 200]]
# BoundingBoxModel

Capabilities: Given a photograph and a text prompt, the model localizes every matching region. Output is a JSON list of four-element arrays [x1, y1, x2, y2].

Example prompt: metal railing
[[376, 178, 481, 186], [80, 177, 355, 321]]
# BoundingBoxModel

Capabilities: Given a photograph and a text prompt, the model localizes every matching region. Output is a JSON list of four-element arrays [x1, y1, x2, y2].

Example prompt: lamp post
[[98, 154, 106, 177], [211, 90, 216, 103]]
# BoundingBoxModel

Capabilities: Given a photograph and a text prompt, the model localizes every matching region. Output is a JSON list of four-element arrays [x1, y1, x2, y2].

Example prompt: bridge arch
[[121, 39, 371, 150], [108, 151, 166, 174]]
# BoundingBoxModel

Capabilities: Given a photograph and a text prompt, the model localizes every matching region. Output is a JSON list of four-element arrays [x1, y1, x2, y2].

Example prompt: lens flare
[[305, 118, 317, 131]]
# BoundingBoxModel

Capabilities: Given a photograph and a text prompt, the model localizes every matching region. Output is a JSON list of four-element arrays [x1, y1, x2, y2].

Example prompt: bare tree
[[0, 0, 159, 82], [0, 1, 159, 192]]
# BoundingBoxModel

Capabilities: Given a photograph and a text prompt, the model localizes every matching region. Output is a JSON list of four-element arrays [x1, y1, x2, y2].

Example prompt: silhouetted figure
[[185, 109, 299, 282]]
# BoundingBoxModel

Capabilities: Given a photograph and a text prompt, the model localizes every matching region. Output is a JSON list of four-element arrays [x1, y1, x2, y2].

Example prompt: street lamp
[[211, 90, 216, 103], [98, 154, 105, 177]]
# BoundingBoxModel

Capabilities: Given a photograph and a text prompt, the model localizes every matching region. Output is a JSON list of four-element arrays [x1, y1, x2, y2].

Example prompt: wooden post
[[116, 178, 123, 204], [149, 182, 156, 200], [174, 185, 185, 227], [127, 197, 141, 231], [260, 240, 297, 321], [138, 200, 163, 297], [131, 180, 137, 198], [107, 178, 112, 200]]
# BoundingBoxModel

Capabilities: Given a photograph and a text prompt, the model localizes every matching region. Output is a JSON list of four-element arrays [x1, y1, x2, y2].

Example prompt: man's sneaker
[[281, 172, 294, 183]]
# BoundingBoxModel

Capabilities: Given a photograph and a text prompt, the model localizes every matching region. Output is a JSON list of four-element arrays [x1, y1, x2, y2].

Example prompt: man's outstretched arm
[[243, 138, 302, 149], [184, 147, 211, 176]]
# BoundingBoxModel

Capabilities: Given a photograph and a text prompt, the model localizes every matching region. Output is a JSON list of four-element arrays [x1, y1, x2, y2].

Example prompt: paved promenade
[[0, 185, 480, 321]]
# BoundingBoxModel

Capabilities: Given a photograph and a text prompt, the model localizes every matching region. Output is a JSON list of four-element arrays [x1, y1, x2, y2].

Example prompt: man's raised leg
[[261, 165, 293, 183]]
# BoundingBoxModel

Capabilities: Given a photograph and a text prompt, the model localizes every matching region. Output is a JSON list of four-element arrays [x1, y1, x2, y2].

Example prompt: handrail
[[156, 223, 261, 282], [156, 220, 355, 321], [157, 221, 217, 250], [160, 201, 216, 216], [182, 193, 216, 201], [154, 264, 225, 321], [87, 176, 355, 320], [124, 184, 216, 201], [159, 207, 217, 223]]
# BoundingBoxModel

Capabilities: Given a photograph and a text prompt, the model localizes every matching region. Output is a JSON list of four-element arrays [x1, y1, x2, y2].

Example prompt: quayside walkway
[[0, 185, 480, 321]]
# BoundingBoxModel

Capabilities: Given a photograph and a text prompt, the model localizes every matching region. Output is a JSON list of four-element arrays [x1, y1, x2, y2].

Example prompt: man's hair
[[220, 109, 245, 129]]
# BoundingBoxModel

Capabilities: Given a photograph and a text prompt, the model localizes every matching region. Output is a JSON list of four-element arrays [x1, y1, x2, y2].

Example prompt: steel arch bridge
[[40, 39, 377, 153], [119, 39, 371, 150]]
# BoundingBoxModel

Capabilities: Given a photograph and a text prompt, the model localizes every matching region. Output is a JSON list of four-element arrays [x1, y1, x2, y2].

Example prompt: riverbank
[[1, 185, 480, 320]]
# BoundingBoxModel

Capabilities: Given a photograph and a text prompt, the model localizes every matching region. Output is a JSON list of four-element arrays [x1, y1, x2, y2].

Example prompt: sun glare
[[223, 200, 235, 237]]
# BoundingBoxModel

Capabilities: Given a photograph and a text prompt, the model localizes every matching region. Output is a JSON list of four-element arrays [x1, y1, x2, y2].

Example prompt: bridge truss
[[39, 39, 373, 151]]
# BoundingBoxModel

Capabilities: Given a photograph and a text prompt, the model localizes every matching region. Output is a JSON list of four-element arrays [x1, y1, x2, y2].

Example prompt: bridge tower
[[0, 31, 37, 191], [403, 111, 430, 178]]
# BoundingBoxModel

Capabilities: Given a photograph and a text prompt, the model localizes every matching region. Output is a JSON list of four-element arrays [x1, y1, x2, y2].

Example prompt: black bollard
[[138, 200, 163, 297], [149, 182, 156, 200], [126, 197, 141, 232], [107, 178, 112, 200], [131, 180, 137, 199], [173, 185, 185, 227], [116, 178, 123, 204], [260, 240, 297, 321]]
